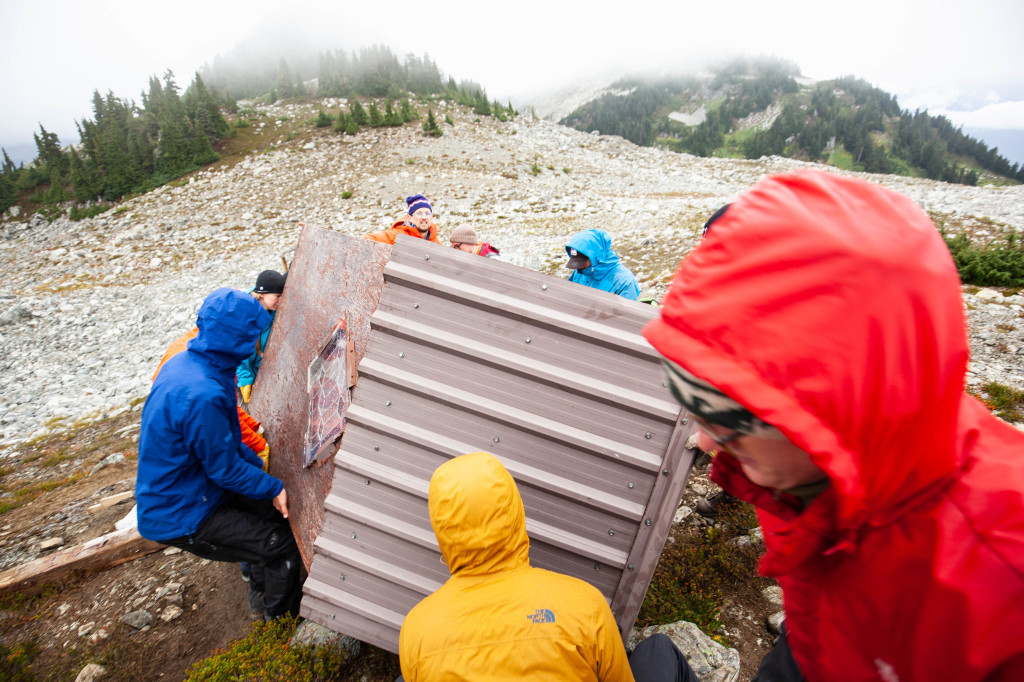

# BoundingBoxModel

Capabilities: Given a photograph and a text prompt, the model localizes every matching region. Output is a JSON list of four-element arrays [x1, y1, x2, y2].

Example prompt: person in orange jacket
[[364, 194, 441, 245], [155, 326, 270, 469]]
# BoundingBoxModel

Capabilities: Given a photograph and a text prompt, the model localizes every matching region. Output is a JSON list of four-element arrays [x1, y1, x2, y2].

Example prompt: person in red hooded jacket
[[643, 170, 1024, 681]]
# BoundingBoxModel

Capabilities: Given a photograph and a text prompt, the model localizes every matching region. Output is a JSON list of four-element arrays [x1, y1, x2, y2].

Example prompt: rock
[[767, 611, 786, 634], [289, 620, 361, 661], [761, 586, 784, 607], [163, 547, 183, 555], [160, 605, 183, 622], [122, 609, 153, 629], [75, 663, 107, 682], [673, 505, 693, 523], [90, 453, 126, 475], [78, 621, 95, 636], [975, 288, 1002, 300], [632, 620, 740, 682], [39, 536, 64, 551]]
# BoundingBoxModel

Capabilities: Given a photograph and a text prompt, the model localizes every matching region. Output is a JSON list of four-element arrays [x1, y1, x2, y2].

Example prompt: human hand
[[239, 384, 252, 403], [273, 488, 289, 518], [258, 445, 270, 472]]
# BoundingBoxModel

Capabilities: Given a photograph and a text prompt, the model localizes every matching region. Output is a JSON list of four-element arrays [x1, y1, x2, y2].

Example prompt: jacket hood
[[566, 229, 623, 280], [644, 170, 969, 532], [428, 452, 530, 577], [189, 288, 272, 369], [390, 218, 438, 241]]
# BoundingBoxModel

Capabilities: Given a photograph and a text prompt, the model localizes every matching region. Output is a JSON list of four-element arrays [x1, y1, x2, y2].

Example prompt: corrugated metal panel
[[301, 234, 695, 652], [249, 228, 391, 566]]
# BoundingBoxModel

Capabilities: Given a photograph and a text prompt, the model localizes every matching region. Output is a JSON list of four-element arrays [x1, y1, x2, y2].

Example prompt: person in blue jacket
[[236, 270, 286, 404], [564, 229, 640, 300], [136, 288, 302, 620]]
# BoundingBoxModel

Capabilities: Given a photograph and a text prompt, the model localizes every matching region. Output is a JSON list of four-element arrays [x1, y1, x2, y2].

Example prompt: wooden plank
[[0, 527, 162, 596]]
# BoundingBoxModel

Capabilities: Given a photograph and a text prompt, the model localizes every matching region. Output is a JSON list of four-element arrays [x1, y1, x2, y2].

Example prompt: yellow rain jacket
[[399, 452, 634, 681]]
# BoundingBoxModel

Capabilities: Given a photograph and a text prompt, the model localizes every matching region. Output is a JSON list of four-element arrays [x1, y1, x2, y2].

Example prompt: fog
[[2, 0, 1022, 164]]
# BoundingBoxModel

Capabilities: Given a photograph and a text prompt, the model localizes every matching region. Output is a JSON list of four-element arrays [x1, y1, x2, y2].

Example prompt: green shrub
[[530, 163, 541, 176], [234, 118, 251, 128], [185, 616, 399, 682], [0, 641, 38, 681], [944, 230, 1024, 287], [69, 204, 112, 221], [637, 502, 762, 638], [970, 381, 1024, 422], [341, 190, 353, 199]]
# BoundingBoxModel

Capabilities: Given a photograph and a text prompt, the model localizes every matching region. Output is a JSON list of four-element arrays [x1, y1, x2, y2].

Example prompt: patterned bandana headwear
[[661, 360, 783, 438]]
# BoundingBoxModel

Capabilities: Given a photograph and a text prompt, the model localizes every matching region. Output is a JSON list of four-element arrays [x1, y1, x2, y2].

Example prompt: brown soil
[[1, 412, 772, 681]]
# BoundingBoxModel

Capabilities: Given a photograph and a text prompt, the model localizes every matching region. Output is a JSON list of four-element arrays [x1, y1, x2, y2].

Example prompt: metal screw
[[398, 352, 405, 358], [339, 575, 345, 582], [330, 614, 336, 619], [350, 533, 357, 539], [627, 564, 634, 571], [644, 432, 652, 439], [662, 469, 670, 476], [364, 479, 371, 485], [424, 255, 430, 260], [385, 400, 391, 406], [374, 446, 380, 451], [541, 284, 548, 290], [413, 303, 419, 308], [681, 418, 688, 425], [645, 519, 652, 526], [525, 337, 531, 343], [594, 564, 601, 571], [608, 529, 615, 536], [627, 481, 635, 489], [493, 437, 500, 443]]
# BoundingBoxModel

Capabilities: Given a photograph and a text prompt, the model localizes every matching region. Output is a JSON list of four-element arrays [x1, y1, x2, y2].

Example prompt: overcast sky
[[2, 0, 1022, 164]]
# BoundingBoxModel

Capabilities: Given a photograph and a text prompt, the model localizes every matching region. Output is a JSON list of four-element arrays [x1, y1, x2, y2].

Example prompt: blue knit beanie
[[407, 194, 432, 215]]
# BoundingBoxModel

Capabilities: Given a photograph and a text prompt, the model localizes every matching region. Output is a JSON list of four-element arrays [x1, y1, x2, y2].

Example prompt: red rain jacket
[[644, 170, 1024, 681]]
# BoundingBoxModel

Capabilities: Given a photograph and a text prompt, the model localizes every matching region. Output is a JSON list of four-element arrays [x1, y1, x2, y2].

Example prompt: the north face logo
[[527, 609, 555, 624]]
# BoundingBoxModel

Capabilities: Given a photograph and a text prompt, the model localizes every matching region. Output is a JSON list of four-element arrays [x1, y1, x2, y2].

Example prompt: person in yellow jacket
[[399, 452, 634, 681]]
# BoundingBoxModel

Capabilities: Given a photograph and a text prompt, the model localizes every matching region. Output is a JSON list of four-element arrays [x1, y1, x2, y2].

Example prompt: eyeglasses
[[412, 210, 433, 218], [451, 243, 462, 249], [690, 414, 745, 451]]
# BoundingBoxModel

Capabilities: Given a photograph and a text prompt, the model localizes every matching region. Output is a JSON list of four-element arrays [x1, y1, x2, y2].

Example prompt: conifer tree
[[333, 110, 348, 133], [349, 99, 368, 125], [384, 99, 402, 126], [473, 90, 491, 117], [422, 108, 442, 137], [0, 171, 16, 215], [184, 73, 232, 142], [316, 110, 333, 127], [368, 100, 382, 127], [278, 59, 295, 99], [444, 113, 454, 127], [1, 148, 16, 175], [400, 98, 418, 122], [345, 116, 359, 135]]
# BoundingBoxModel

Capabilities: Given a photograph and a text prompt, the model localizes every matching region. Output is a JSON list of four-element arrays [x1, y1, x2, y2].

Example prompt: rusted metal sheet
[[250, 227, 391, 567], [300, 234, 695, 652]]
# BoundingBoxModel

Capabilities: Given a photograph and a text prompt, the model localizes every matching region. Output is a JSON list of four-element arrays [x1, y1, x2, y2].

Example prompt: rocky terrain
[[0, 99, 1022, 680]]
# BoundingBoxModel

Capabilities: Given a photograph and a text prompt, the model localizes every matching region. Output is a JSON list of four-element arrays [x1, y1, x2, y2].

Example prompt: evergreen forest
[[0, 45, 513, 220], [561, 58, 1024, 186]]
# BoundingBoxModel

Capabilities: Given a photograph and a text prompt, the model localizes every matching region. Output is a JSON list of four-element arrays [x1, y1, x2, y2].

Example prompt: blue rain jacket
[[236, 292, 276, 388], [565, 229, 640, 301], [137, 288, 283, 542]]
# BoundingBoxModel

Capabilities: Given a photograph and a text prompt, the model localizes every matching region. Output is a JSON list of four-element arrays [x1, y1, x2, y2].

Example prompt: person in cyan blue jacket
[[136, 288, 302, 620], [564, 229, 640, 300]]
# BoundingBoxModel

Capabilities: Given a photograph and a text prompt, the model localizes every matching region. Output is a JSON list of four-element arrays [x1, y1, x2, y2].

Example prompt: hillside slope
[[1, 99, 1023, 454]]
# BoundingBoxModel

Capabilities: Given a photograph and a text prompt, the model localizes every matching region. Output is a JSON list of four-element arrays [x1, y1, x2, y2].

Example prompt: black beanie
[[254, 270, 286, 294]]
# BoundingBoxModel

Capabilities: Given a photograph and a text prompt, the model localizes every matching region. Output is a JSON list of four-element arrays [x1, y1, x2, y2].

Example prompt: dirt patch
[[1, 410, 773, 680]]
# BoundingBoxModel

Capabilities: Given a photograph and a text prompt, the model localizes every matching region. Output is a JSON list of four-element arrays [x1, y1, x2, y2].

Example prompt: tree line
[[1, 71, 230, 217]]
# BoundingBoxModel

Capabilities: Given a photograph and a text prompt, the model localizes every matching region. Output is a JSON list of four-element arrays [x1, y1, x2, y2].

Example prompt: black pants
[[163, 493, 302, 618], [629, 633, 700, 682], [752, 626, 804, 682]]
